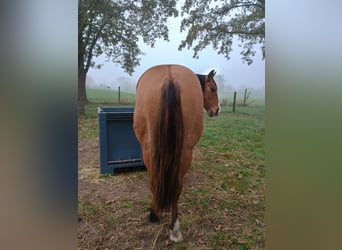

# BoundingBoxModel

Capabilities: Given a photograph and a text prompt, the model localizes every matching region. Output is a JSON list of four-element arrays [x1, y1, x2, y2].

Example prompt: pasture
[[78, 89, 265, 249]]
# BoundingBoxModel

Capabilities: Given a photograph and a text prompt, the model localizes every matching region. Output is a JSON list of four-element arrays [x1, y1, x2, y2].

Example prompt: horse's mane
[[196, 74, 206, 92]]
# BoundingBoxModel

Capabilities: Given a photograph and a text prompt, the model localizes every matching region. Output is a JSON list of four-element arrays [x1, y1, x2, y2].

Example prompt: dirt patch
[[78, 138, 205, 199], [78, 138, 208, 249]]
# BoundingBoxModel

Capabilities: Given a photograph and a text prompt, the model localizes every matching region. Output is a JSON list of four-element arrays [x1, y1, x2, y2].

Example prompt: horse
[[133, 64, 220, 242]]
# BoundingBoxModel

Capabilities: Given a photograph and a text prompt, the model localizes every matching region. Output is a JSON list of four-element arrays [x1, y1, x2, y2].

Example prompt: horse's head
[[202, 70, 220, 117]]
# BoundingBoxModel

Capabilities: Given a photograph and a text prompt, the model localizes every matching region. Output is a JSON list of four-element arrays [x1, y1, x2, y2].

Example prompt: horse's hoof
[[169, 219, 183, 242], [148, 210, 159, 223]]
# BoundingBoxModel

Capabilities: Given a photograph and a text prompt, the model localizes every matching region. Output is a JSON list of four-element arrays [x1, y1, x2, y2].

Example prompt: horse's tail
[[152, 79, 184, 211]]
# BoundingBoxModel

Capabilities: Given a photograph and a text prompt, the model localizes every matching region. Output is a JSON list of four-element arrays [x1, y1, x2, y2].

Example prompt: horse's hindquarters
[[133, 64, 206, 243]]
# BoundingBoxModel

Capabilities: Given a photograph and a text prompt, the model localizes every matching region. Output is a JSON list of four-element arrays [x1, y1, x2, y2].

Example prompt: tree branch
[[84, 22, 105, 73]]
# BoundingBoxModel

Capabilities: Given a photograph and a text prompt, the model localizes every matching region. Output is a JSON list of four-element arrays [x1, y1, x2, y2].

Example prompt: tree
[[179, 0, 264, 65], [78, 0, 178, 114], [213, 74, 225, 92]]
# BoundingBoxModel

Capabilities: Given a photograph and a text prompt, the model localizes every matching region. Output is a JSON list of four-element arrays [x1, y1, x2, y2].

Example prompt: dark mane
[[196, 74, 206, 92]]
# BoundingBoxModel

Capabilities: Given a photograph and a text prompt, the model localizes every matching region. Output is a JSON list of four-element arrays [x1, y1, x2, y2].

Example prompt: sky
[[87, 7, 265, 92]]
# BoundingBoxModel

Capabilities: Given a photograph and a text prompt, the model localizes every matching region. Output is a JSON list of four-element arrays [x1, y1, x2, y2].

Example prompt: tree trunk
[[78, 68, 88, 115]]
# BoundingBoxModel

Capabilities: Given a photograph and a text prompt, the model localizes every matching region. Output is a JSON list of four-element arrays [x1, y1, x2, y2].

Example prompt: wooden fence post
[[233, 91, 237, 112], [244, 88, 247, 106], [118, 86, 121, 104]]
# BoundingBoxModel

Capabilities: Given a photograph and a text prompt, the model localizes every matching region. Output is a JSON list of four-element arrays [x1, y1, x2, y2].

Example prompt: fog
[[87, 12, 265, 95]]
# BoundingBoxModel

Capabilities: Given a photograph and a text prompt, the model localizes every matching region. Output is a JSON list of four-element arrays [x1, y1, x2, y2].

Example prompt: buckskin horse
[[133, 64, 220, 242]]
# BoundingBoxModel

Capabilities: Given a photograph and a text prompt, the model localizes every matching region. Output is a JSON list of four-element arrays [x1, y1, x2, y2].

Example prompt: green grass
[[87, 88, 136, 104], [174, 105, 265, 249], [78, 200, 100, 217]]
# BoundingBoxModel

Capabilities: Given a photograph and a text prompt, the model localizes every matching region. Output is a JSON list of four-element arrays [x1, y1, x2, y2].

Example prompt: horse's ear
[[208, 69, 216, 79]]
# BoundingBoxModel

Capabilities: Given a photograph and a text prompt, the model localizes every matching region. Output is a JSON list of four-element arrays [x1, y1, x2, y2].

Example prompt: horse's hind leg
[[169, 198, 183, 242], [169, 151, 192, 242], [149, 197, 160, 222]]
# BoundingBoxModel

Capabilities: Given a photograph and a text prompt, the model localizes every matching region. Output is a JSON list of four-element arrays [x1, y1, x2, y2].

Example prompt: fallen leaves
[[215, 224, 223, 232]]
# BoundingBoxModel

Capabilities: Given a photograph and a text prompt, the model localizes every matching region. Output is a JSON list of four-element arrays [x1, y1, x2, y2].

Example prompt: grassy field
[[86, 88, 265, 107], [219, 93, 265, 107], [78, 90, 265, 249], [87, 88, 136, 104]]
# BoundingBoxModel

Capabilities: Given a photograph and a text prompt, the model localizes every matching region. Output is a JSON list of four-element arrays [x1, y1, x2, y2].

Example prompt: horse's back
[[134, 64, 203, 147], [135, 64, 200, 98]]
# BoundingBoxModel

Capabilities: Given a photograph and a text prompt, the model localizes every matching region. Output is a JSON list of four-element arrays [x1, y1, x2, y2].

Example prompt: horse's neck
[[196, 74, 206, 92]]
